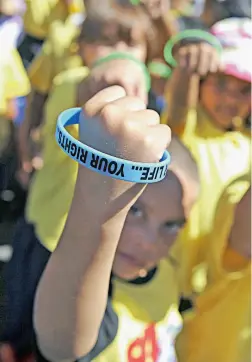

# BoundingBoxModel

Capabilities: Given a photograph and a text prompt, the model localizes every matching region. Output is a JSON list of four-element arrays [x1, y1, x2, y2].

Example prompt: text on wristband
[[57, 127, 168, 181]]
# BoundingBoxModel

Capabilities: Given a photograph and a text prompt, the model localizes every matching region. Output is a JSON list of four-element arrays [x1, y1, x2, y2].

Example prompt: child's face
[[200, 73, 251, 130], [113, 172, 193, 280], [80, 33, 147, 68]]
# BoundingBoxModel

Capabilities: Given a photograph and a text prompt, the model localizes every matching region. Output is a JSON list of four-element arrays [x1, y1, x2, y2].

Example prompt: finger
[[108, 96, 146, 112], [98, 96, 148, 135], [121, 80, 136, 98], [32, 156, 44, 170], [209, 50, 221, 73], [144, 124, 171, 161], [198, 44, 212, 76], [84, 86, 126, 117], [105, 71, 136, 98], [177, 47, 188, 68], [187, 45, 199, 72], [218, 54, 226, 72], [127, 109, 160, 127]]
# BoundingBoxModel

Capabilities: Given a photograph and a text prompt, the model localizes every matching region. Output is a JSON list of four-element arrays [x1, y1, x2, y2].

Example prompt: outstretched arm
[[33, 86, 170, 361]]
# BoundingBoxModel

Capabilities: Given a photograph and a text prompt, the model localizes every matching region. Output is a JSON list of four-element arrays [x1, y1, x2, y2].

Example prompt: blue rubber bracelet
[[56, 108, 171, 183]]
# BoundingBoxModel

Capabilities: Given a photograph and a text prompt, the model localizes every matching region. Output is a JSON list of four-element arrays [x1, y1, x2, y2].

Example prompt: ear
[[229, 186, 251, 259]]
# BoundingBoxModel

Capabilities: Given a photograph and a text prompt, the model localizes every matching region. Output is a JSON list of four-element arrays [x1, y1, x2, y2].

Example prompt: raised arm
[[164, 42, 221, 131], [33, 86, 170, 361]]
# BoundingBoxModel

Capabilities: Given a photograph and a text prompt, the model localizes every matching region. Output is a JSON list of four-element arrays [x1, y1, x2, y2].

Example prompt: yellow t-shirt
[[26, 66, 89, 251], [162, 107, 251, 295], [176, 176, 251, 362], [94, 259, 182, 362], [27, 69, 183, 362], [0, 49, 31, 114], [23, 0, 84, 39], [0, 49, 31, 153], [28, 19, 83, 94]]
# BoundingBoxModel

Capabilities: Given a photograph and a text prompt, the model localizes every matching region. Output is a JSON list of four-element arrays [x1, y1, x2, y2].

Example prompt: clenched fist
[[80, 86, 171, 165], [77, 59, 149, 106], [174, 42, 222, 76]]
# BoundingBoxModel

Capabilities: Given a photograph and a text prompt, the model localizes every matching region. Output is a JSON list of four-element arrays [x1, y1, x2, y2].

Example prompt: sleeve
[[4, 49, 31, 99], [28, 19, 82, 94], [64, 0, 85, 14], [28, 40, 54, 95], [34, 293, 118, 362]]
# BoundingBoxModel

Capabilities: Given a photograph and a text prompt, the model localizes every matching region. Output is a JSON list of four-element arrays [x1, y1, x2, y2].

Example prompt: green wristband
[[148, 61, 172, 79], [92, 52, 151, 92], [164, 29, 223, 68]]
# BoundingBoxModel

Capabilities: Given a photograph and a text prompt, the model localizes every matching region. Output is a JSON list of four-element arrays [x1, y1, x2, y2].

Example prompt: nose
[[137, 228, 158, 251], [114, 41, 129, 52]]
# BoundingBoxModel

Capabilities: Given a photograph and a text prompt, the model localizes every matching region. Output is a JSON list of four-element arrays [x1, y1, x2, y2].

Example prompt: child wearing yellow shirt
[[0, 49, 31, 228], [176, 175, 251, 362], [161, 17, 251, 296], [1, 3, 177, 361], [17, 17, 84, 187], [0, 49, 30, 189], [18, 0, 84, 68], [32, 91, 199, 362]]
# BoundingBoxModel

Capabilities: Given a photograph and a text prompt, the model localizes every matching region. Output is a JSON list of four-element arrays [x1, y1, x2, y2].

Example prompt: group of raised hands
[[77, 40, 221, 106]]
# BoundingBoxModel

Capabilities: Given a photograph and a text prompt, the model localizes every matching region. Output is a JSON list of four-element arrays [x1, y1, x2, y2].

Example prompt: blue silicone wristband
[[56, 108, 171, 183]]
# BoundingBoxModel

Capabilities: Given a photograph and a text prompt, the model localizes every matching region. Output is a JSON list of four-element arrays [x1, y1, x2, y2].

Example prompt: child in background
[[17, 15, 85, 187], [18, 0, 85, 68], [1, 2, 176, 360], [0, 49, 30, 191], [17, 0, 184, 188], [161, 17, 251, 296], [33, 86, 199, 362], [176, 175, 251, 362]]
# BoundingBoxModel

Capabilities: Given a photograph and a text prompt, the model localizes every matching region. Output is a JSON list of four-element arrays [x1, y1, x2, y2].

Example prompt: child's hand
[[78, 59, 148, 106], [80, 85, 170, 165], [174, 42, 222, 76], [140, 0, 170, 19]]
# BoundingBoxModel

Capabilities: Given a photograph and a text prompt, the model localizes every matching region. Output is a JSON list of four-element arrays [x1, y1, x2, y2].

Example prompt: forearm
[[166, 68, 197, 130], [34, 166, 144, 361], [18, 91, 47, 165]]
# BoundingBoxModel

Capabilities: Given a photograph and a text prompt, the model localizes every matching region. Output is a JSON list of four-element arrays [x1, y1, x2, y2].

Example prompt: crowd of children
[[0, 0, 251, 362]]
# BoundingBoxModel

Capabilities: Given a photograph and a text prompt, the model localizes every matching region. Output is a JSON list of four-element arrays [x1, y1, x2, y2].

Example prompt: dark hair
[[203, 0, 251, 25], [79, 0, 175, 61]]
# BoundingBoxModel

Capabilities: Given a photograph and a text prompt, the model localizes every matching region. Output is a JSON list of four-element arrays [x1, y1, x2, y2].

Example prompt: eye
[[129, 204, 144, 218], [163, 220, 185, 234]]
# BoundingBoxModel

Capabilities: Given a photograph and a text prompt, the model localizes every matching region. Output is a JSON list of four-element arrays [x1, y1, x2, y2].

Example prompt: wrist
[[164, 30, 222, 67], [75, 166, 145, 220]]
